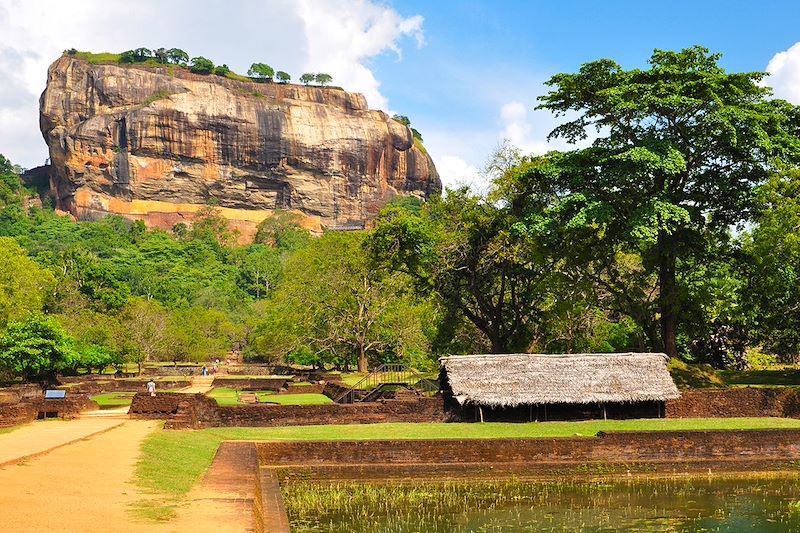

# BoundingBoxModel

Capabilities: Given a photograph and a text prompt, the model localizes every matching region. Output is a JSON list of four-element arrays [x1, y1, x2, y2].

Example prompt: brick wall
[[212, 378, 289, 391], [257, 429, 800, 467], [57, 377, 190, 395], [666, 388, 800, 418], [34, 396, 96, 419], [0, 403, 37, 427], [129, 392, 191, 417], [210, 398, 445, 427]]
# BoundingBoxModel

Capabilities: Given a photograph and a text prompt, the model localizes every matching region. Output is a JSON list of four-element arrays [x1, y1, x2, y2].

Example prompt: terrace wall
[[665, 388, 800, 418], [56, 377, 190, 395], [212, 378, 289, 391], [0, 403, 37, 427], [212, 398, 445, 427], [257, 429, 800, 480], [258, 429, 800, 465]]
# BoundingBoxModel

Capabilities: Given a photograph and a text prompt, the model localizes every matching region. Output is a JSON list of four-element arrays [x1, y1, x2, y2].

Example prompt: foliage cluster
[[64, 48, 329, 86]]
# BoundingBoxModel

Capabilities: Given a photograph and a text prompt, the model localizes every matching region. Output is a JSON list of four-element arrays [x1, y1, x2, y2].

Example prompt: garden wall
[[211, 398, 444, 427], [0, 403, 37, 427], [212, 378, 289, 391], [257, 429, 800, 480], [666, 388, 800, 418], [56, 376, 189, 395]]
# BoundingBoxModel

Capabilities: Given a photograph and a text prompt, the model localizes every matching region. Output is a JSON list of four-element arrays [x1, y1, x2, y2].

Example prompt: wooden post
[[479, 406, 484, 423], [602, 403, 607, 421]]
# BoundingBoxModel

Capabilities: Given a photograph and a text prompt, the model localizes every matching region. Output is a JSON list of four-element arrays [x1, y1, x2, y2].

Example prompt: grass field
[[206, 387, 331, 406], [135, 417, 800, 502], [91, 392, 136, 407], [721, 368, 800, 387]]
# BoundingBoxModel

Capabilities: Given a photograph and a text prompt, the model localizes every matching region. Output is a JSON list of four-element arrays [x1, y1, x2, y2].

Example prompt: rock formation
[[39, 56, 440, 238]]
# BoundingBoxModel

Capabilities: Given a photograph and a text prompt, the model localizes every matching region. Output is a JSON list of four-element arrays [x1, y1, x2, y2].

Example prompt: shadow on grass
[[721, 368, 800, 387]]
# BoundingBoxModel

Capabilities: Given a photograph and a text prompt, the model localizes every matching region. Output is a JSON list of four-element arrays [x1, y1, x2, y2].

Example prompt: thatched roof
[[440, 353, 680, 407]]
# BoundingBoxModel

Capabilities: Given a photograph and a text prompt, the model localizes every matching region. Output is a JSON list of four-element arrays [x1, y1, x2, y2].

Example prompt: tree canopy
[[528, 46, 800, 358]]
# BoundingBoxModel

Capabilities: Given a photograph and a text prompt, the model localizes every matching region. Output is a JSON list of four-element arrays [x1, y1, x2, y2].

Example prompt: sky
[[2, 0, 800, 192]]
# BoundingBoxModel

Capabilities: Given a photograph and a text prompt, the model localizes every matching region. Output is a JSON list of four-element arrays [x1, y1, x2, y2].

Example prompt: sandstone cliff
[[40, 56, 440, 238]]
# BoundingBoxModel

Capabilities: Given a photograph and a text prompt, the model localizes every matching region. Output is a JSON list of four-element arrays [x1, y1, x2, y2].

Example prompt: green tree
[[371, 187, 554, 354], [299, 73, 315, 85], [392, 114, 411, 126], [0, 313, 76, 381], [254, 210, 310, 251], [314, 73, 332, 86], [275, 71, 291, 83], [533, 46, 800, 358], [214, 64, 231, 76], [166, 48, 189, 65], [120, 48, 152, 63], [119, 297, 173, 373], [0, 237, 56, 328], [188, 206, 239, 248], [254, 232, 429, 372], [50, 248, 130, 311], [189, 56, 214, 74], [153, 47, 168, 63], [743, 169, 800, 362], [236, 244, 281, 299], [168, 306, 233, 363], [248, 63, 274, 81]]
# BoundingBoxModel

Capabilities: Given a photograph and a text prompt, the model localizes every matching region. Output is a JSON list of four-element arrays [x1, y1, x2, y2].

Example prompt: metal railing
[[333, 364, 439, 403]]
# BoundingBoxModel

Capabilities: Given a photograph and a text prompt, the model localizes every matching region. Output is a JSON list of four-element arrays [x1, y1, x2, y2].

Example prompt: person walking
[[146, 379, 156, 397]]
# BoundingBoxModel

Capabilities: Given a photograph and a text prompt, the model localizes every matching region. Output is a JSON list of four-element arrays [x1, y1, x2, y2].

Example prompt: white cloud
[[296, 0, 424, 110], [499, 101, 550, 155], [766, 42, 800, 103], [0, 0, 424, 168], [434, 155, 483, 194]]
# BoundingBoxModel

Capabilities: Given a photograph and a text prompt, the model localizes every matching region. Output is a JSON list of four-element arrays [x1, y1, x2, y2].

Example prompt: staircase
[[182, 375, 216, 393], [333, 364, 439, 404]]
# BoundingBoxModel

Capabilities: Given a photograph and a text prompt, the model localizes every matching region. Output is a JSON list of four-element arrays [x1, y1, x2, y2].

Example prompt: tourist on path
[[146, 379, 156, 397]]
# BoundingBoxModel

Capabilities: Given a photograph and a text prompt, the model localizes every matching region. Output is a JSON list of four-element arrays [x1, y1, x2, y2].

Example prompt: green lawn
[[202, 417, 800, 442], [339, 371, 439, 389], [91, 392, 136, 407], [206, 387, 331, 406]]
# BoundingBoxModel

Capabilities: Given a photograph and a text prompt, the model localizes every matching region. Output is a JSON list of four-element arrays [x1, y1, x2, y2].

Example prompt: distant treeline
[[64, 47, 333, 86]]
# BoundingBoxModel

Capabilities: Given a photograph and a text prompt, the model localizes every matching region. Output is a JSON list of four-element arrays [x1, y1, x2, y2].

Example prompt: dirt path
[[0, 421, 254, 532], [0, 418, 124, 465]]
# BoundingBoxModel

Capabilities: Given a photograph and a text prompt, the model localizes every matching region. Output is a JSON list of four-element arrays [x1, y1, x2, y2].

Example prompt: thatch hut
[[439, 353, 680, 422]]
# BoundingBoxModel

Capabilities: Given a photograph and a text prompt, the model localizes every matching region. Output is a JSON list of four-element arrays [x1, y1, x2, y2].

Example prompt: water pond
[[283, 477, 800, 532]]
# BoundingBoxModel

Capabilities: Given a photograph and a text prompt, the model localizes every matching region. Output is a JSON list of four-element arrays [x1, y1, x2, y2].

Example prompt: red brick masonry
[[666, 388, 800, 418], [256, 430, 800, 481]]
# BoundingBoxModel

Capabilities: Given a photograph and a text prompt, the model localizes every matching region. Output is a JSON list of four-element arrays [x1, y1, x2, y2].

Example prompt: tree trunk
[[490, 336, 507, 354], [357, 344, 368, 373], [657, 240, 679, 359]]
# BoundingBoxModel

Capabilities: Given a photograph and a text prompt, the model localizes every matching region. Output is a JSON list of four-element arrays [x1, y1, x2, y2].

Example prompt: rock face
[[40, 56, 440, 238]]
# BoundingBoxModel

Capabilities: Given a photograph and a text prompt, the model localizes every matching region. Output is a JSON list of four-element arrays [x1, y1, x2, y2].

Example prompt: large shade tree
[[531, 46, 800, 358], [370, 189, 555, 354]]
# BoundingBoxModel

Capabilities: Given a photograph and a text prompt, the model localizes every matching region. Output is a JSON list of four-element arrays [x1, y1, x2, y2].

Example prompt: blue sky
[[2, 0, 800, 191]]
